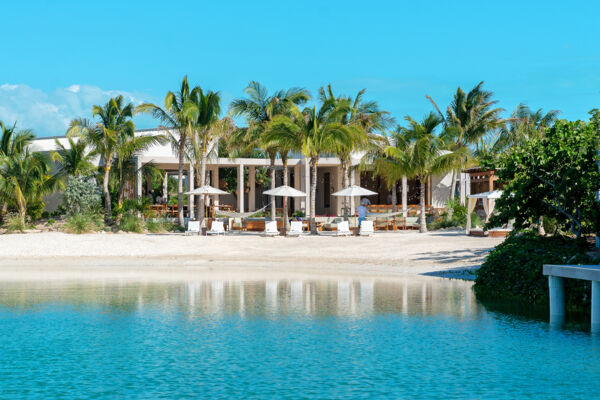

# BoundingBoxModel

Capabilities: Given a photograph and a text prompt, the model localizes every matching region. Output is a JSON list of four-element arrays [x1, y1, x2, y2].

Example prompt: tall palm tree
[[494, 103, 560, 151], [229, 81, 310, 219], [262, 114, 305, 230], [0, 121, 35, 218], [427, 81, 503, 200], [385, 113, 452, 233], [51, 137, 96, 177], [0, 148, 62, 225], [301, 100, 355, 232], [136, 76, 199, 227], [68, 96, 135, 223]]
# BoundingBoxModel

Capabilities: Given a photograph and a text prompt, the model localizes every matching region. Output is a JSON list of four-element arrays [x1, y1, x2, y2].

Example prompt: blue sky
[[1, 0, 599, 137]]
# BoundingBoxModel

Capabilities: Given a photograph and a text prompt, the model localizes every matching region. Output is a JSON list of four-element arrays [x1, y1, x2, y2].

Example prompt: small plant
[[47, 218, 56, 226], [3, 214, 26, 233], [145, 218, 173, 233], [292, 210, 305, 218], [119, 213, 145, 233], [63, 176, 102, 215], [64, 212, 104, 234]]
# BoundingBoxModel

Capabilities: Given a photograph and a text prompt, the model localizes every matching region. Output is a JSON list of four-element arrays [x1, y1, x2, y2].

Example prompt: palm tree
[[301, 100, 355, 232], [494, 103, 560, 151], [427, 81, 503, 200], [0, 148, 62, 225], [0, 121, 35, 218], [262, 114, 305, 230], [229, 81, 310, 219], [51, 137, 96, 177], [385, 113, 452, 233], [68, 96, 136, 223], [136, 76, 199, 227]]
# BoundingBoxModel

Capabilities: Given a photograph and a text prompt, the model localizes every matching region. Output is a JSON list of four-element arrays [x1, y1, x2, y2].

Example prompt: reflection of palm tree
[[229, 81, 310, 219], [386, 113, 453, 233], [428, 81, 503, 200], [136, 77, 198, 227]]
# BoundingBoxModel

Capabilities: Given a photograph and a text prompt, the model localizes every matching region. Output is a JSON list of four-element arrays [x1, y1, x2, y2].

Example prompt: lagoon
[[0, 277, 598, 399]]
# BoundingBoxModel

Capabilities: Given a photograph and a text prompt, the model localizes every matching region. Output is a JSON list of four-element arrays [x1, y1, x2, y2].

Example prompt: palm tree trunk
[[449, 169, 457, 202], [197, 148, 207, 226], [269, 152, 276, 220], [391, 181, 397, 212], [419, 177, 427, 233], [115, 168, 125, 225], [19, 206, 26, 227], [538, 216, 545, 235], [342, 160, 350, 221], [282, 155, 289, 232], [310, 157, 318, 234], [177, 139, 185, 227], [103, 164, 112, 224]]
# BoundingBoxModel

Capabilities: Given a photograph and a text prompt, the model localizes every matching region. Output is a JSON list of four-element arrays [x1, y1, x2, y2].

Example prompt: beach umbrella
[[185, 185, 229, 195], [262, 185, 307, 197], [332, 185, 378, 223]]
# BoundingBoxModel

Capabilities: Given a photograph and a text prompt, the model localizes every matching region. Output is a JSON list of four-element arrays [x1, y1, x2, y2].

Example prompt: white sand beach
[[0, 230, 504, 282]]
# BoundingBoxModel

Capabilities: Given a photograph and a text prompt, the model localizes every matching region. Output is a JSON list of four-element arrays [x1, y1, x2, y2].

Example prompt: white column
[[237, 164, 244, 213], [248, 166, 256, 212], [592, 281, 600, 333], [188, 165, 195, 220], [135, 157, 142, 199], [459, 172, 467, 206], [212, 166, 220, 210], [162, 172, 168, 203], [350, 169, 356, 216], [549, 275, 565, 328], [304, 159, 311, 216], [336, 166, 344, 216], [402, 175, 408, 217]]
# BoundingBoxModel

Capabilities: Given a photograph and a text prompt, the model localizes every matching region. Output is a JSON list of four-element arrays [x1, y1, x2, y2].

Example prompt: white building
[[32, 129, 466, 216]]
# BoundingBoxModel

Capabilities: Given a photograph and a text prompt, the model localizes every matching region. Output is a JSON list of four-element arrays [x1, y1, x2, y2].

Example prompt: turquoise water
[[0, 278, 599, 399]]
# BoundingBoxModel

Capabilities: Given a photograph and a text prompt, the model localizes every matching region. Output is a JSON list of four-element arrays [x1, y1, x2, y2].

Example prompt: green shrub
[[433, 199, 469, 229], [145, 218, 174, 233], [3, 214, 26, 233], [47, 218, 56, 226], [470, 212, 483, 228], [63, 176, 101, 215], [292, 210, 305, 218], [27, 201, 45, 221], [474, 232, 597, 311], [119, 213, 145, 233], [64, 212, 104, 234]]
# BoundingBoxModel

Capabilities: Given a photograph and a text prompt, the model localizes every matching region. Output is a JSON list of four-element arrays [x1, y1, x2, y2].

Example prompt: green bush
[[47, 218, 56, 226], [145, 218, 174, 233], [64, 212, 104, 234], [119, 213, 145, 233], [432, 199, 470, 229], [27, 201, 45, 221], [3, 214, 26, 233], [474, 232, 597, 311], [63, 176, 102, 215]]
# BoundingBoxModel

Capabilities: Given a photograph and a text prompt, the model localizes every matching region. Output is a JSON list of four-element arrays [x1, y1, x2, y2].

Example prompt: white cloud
[[0, 83, 154, 136]]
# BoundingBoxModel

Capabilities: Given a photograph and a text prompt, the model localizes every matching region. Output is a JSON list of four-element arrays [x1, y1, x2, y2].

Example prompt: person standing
[[357, 203, 368, 228]]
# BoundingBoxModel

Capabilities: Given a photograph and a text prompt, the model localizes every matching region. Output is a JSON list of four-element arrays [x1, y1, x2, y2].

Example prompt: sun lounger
[[288, 221, 303, 237], [359, 220, 374, 236], [185, 220, 201, 236], [264, 220, 279, 237], [206, 220, 225, 235], [336, 221, 352, 237]]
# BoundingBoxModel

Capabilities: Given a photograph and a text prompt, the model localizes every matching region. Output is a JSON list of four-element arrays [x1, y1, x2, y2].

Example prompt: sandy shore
[[0, 230, 504, 281]]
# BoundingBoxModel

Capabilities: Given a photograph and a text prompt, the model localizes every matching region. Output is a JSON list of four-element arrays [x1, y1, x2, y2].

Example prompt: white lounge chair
[[264, 220, 279, 237], [288, 221, 303, 237], [336, 221, 352, 236], [185, 220, 201, 236], [207, 220, 225, 235], [359, 220, 374, 236]]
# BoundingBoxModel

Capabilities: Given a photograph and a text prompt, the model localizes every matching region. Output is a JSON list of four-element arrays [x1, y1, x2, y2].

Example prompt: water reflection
[[0, 277, 484, 320]]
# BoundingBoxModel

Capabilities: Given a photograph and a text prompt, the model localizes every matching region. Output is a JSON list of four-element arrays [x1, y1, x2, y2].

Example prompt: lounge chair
[[206, 220, 225, 236], [359, 220, 374, 236], [185, 220, 201, 236], [288, 221, 303, 237], [264, 220, 280, 237], [336, 221, 352, 237]]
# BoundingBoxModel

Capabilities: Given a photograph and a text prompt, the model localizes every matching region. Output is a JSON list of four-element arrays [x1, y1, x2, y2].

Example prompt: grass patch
[[119, 213, 145, 233], [63, 212, 104, 234], [3, 214, 26, 233], [145, 219, 175, 233]]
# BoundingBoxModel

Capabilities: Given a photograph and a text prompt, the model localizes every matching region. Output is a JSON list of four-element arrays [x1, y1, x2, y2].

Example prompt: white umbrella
[[185, 185, 229, 195], [331, 185, 378, 197], [262, 185, 307, 197]]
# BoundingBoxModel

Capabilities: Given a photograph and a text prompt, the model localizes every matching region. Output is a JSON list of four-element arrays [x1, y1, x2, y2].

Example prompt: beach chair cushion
[[264, 220, 279, 236], [360, 220, 374, 236], [336, 221, 351, 236], [289, 221, 303, 235], [207, 221, 225, 235], [186, 221, 201, 235]]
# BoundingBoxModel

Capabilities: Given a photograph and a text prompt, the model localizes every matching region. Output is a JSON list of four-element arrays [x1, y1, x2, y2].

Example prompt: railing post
[[548, 275, 565, 328], [592, 281, 600, 334]]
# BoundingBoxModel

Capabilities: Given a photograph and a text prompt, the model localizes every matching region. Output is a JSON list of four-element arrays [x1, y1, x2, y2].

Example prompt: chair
[[374, 217, 388, 231], [206, 220, 225, 235], [336, 221, 352, 236], [264, 220, 280, 236], [185, 221, 201, 236], [359, 220, 374, 236], [288, 221, 303, 237]]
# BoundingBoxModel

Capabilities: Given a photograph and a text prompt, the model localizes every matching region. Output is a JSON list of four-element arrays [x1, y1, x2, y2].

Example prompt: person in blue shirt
[[357, 203, 368, 228]]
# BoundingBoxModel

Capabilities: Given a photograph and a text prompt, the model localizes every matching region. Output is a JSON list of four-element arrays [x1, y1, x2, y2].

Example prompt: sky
[[1, 0, 599, 137]]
